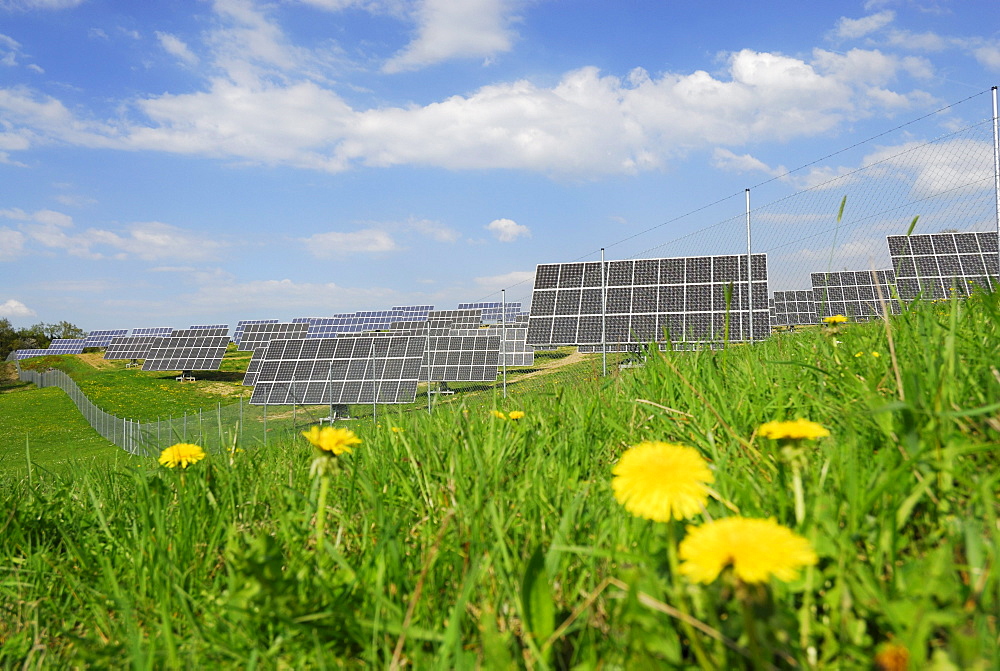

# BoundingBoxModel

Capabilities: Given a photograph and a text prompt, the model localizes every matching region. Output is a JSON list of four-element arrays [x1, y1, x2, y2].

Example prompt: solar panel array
[[420, 333, 501, 382], [451, 326, 533, 367], [456, 301, 523, 323], [84, 329, 129, 348], [770, 290, 819, 326], [131, 327, 174, 337], [526, 254, 769, 347], [142, 332, 230, 372], [11, 349, 57, 360], [887, 231, 998, 300], [233, 319, 279, 345], [810, 270, 898, 321], [297, 305, 435, 337], [236, 322, 310, 352], [248, 336, 425, 405], [190, 324, 229, 332], [104, 336, 162, 361], [11, 338, 87, 360], [48, 339, 88, 354]]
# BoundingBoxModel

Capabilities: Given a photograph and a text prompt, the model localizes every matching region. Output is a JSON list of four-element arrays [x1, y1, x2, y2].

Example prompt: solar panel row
[[888, 232, 998, 300], [527, 255, 769, 346]]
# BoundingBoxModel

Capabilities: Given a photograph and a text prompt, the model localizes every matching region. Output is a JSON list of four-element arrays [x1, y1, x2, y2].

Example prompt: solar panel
[[131, 327, 174, 337], [190, 324, 229, 331], [11, 349, 54, 360], [142, 334, 230, 372], [169, 327, 229, 338], [526, 254, 769, 346], [46, 339, 87, 354], [887, 231, 998, 300], [451, 326, 533, 366], [248, 335, 425, 405], [104, 336, 161, 361], [456, 301, 523, 323], [236, 322, 310, 352], [84, 329, 129, 348], [810, 270, 898, 321], [420, 333, 501, 382], [770, 290, 819, 326], [233, 319, 279, 345]]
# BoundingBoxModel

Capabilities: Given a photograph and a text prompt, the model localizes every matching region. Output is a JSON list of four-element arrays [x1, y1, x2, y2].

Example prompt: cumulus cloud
[[832, 11, 895, 40], [0, 298, 35, 317], [383, 0, 517, 73], [0, 227, 25, 259], [0, 2, 934, 179], [0, 208, 226, 260], [486, 218, 530, 242], [712, 148, 785, 177], [156, 31, 199, 66], [87, 221, 225, 261], [303, 228, 398, 256]]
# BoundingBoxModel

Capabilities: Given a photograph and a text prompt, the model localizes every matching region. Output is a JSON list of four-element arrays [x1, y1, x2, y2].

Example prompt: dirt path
[[514, 349, 588, 382]]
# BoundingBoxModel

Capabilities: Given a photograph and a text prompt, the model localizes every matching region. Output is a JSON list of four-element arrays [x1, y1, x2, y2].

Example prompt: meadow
[[1, 292, 998, 669]]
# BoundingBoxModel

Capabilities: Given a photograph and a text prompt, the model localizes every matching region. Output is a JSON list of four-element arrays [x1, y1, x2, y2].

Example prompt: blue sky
[[1, 0, 998, 331]]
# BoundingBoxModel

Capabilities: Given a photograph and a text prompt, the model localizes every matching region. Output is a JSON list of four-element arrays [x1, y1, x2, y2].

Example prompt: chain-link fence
[[13, 360, 341, 457]]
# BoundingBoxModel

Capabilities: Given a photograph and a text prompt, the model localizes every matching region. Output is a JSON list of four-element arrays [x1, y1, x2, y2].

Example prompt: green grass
[[1, 293, 998, 668], [0, 384, 133, 474]]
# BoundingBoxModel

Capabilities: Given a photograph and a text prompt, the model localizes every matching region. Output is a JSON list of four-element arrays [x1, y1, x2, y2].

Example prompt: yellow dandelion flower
[[874, 641, 910, 671], [301, 426, 361, 455], [490, 410, 507, 419], [612, 441, 714, 522], [854, 352, 863, 358], [871, 351, 880, 358], [758, 419, 830, 441], [679, 517, 817, 584], [823, 314, 848, 324], [390, 426, 404, 433], [158, 442, 206, 469], [508, 410, 525, 420]]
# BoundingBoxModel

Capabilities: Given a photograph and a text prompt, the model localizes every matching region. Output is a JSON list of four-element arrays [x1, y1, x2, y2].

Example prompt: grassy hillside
[[2, 293, 998, 668]]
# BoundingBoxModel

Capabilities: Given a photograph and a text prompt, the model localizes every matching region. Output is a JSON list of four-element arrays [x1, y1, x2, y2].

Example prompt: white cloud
[[0, 0, 85, 10], [0, 227, 25, 259], [0, 298, 35, 318], [712, 148, 785, 177], [156, 31, 199, 66], [303, 228, 398, 256], [383, 0, 518, 73], [1, 25, 933, 178], [486, 218, 530, 242], [181, 277, 400, 314], [87, 221, 225, 261], [974, 44, 1000, 71], [860, 138, 995, 199], [407, 217, 460, 242], [832, 11, 895, 40], [1, 209, 225, 260], [473, 269, 535, 290]]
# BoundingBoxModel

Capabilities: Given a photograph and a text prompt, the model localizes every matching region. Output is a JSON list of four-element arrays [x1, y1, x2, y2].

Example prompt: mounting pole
[[370, 338, 377, 423], [992, 86, 999, 290], [601, 247, 607, 377], [501, 289, 507, 399], [746, 188, 753, 343]]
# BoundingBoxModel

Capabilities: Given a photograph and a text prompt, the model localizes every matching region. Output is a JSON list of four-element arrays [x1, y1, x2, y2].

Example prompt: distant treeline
[[0, 319, 86, 361]]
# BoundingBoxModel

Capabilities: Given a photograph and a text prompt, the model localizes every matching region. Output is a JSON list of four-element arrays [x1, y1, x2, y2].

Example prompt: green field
[[1, 293, 998, 668]]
